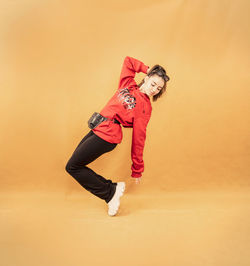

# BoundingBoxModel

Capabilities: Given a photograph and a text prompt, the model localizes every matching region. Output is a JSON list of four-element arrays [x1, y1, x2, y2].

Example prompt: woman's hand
[[147, 67, 151, 75], [134, 177, 141, 184]]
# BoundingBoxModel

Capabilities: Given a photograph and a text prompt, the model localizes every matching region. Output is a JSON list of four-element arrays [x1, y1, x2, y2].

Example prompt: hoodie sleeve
[[131, 106, 151, 178], [118, 56, 149, 90]]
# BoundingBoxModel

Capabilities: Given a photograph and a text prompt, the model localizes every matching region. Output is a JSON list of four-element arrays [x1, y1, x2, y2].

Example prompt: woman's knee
[[65, 158, 86, 173], [65, 159, 78, 173], [65, 160, 72, 174]]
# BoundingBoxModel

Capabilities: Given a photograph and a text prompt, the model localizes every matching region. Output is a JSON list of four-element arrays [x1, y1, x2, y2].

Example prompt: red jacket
[[92, 56, 152, 178]]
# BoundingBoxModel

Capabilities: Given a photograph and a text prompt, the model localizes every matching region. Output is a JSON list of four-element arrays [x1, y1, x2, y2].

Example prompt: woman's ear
[[144, 75, 149, 83]]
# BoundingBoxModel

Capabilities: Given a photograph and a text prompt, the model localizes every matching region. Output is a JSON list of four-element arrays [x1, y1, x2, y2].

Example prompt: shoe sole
[[108, 182, 125, 216]]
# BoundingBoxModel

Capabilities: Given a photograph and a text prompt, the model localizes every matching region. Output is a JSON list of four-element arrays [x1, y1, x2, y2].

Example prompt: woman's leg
[[65, 130, 117, 203], [72, 130, 114, 185]]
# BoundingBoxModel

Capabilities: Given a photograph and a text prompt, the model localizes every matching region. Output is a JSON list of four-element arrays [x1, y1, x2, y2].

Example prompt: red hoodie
[[92, 56, 152, 178]]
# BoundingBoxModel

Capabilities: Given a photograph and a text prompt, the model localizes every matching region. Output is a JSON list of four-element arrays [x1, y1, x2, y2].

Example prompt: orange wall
[[1, 0, 249, 192]]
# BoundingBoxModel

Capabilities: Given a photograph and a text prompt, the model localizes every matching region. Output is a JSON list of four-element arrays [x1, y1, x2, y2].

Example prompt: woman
[[65, 56, 170, 216]]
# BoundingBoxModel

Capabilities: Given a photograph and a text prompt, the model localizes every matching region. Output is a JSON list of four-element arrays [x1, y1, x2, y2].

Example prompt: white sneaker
[[108, 182, 125, 216]]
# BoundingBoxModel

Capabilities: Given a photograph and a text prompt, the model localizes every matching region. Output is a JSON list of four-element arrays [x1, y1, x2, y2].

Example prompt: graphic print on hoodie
[[117, 87, 136, 110]]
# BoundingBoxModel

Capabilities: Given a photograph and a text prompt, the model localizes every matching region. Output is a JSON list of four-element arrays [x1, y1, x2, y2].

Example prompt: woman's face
[[142, 74, 165, 97]]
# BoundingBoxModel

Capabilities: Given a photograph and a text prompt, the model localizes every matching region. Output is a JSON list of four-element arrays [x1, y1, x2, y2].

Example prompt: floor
[[1, 188, 250, 266]]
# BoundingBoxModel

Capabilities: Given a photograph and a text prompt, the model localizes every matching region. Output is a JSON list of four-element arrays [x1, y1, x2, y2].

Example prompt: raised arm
[[118, 56, 149, 90]]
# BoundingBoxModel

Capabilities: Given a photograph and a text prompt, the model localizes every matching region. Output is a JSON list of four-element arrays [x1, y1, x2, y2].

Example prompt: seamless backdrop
[[1, 0, 249, 193], [1, 1, 250, 266]]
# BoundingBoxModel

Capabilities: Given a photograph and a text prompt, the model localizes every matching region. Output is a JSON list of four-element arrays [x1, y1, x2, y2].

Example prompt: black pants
[[65, 130, 118, 203]]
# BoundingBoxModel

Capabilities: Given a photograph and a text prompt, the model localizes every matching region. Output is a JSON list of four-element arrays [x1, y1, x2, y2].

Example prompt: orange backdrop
[[1, 0, 249, 194]]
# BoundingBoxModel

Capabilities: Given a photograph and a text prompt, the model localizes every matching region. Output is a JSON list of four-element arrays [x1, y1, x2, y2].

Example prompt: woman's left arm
[[131, 114, 151, 179]]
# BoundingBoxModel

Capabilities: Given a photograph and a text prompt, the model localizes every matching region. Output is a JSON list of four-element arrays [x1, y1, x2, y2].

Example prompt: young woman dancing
[[65, 56, 170, 216]]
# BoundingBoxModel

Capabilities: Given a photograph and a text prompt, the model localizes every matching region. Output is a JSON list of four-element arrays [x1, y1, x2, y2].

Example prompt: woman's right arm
[[118, 56, 149, 90]]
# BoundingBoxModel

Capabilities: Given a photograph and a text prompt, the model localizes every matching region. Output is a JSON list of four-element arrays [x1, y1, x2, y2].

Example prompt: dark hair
[[137, 64, 170, 102]]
